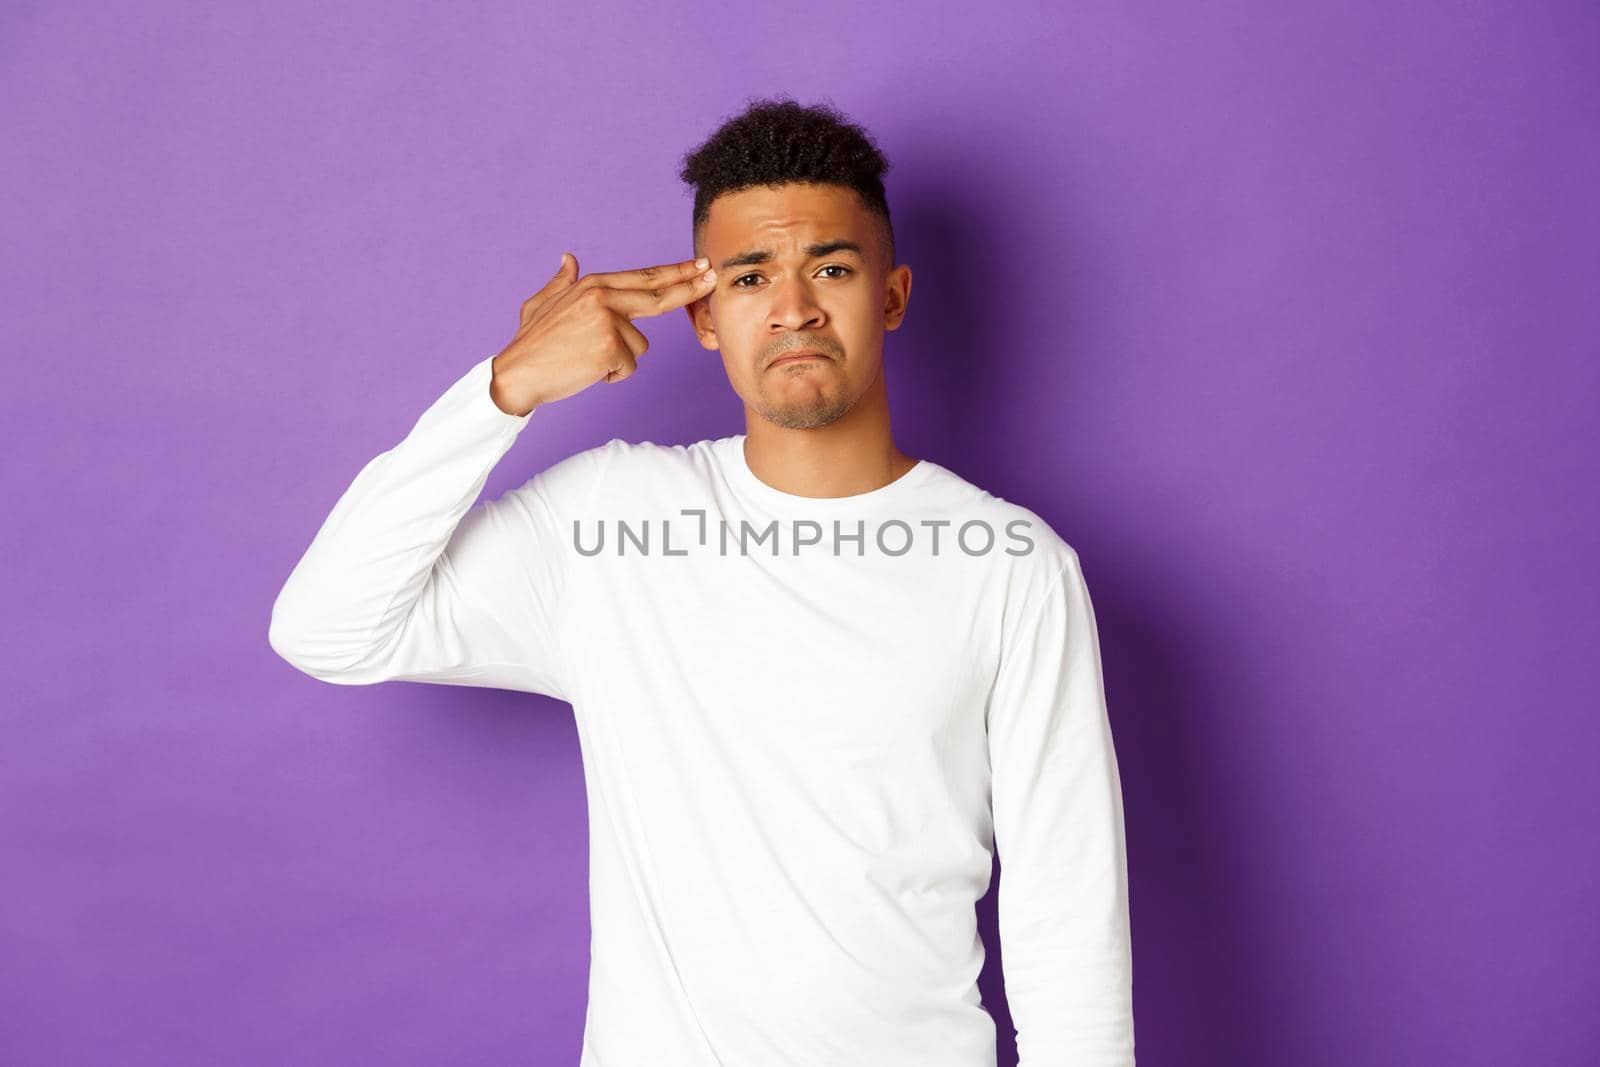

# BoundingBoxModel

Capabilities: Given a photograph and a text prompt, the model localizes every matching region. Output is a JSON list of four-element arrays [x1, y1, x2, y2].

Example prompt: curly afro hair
[[678, 96, 896, 268]]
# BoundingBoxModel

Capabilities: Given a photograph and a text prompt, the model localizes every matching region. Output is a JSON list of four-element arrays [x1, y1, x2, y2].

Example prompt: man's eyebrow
[[717, 239, 865, 271]]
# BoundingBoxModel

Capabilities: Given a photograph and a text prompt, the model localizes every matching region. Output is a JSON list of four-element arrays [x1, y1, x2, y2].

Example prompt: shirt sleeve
[[267, 353, 606, 701], [986, 546, 1136, 1066]]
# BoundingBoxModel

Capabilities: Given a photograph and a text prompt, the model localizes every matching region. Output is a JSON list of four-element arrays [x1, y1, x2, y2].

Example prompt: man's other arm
[[987, 547, 1136, 1066]]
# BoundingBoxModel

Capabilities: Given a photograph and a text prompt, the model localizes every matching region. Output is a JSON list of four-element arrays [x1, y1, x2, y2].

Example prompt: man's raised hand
[[489, 252, 718, 416]]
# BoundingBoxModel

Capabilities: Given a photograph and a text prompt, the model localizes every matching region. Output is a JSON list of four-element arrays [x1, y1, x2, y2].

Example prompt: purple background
[[3, 2, 1596, 1064]]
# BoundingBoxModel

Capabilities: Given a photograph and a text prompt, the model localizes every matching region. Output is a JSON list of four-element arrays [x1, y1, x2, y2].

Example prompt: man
[[269, 97, 1135, 1066]]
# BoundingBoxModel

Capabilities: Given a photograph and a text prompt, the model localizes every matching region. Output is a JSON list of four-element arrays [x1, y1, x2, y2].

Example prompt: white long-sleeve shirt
[[268, 354, 1135, 1067]]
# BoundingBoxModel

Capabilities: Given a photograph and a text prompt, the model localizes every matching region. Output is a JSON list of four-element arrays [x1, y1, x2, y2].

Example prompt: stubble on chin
[[755, 379, 853, 429]]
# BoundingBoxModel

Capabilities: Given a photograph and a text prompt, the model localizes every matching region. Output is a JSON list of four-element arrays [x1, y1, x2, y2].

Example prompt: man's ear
[[883, 263, 913, 331], [685, 299, 719, 350]]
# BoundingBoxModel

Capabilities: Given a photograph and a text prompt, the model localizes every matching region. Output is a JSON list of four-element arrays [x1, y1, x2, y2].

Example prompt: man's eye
[[732, 265, 852, 288]]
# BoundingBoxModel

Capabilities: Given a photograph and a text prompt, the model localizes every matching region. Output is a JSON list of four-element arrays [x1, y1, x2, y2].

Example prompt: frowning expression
[[685, 181, 911, 429]]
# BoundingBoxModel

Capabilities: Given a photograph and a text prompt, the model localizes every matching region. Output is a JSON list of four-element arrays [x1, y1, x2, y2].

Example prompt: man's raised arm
[[267, 252, 720, 697]]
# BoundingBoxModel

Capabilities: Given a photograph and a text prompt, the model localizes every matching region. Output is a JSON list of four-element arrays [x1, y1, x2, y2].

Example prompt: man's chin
[[759, 398, 853, 430]]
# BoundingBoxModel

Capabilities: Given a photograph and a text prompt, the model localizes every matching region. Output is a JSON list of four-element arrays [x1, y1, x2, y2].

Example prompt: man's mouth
[[768, 350, 828, 368]]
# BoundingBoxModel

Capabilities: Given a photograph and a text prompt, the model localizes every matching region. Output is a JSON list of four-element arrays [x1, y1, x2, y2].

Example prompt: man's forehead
[[703, 185, 869, 252]]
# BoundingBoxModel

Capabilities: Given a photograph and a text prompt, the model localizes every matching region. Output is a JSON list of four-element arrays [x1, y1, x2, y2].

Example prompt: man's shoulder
[[522, 433, 732, 501], [925, 468, 1096, 643], [917, 459, 1078, 570], [601, 433, 733, 463], [591, 433, 735, 482]]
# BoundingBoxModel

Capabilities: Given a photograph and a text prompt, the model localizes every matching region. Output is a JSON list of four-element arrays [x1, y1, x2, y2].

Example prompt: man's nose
[[767, 281, 825, 331]]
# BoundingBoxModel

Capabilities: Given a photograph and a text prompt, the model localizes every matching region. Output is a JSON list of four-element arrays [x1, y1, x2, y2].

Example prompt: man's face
[[685, 181, 911, 430]]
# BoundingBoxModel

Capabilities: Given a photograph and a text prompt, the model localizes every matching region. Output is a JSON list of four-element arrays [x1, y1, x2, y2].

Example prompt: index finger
[[599, 266, 719, 320], [583, 257, 710, 290]]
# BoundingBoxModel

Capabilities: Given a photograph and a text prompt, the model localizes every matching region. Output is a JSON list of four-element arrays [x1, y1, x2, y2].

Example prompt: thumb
[[519, 252, 581, 325]]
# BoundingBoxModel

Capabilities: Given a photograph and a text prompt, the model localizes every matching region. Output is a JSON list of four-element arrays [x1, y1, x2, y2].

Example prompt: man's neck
[[741, 408, 916, 499]]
